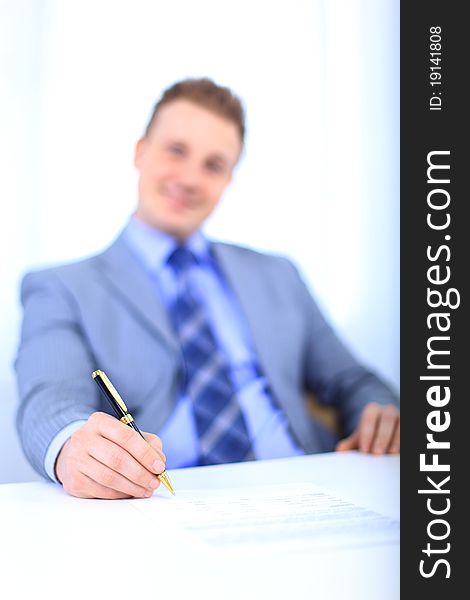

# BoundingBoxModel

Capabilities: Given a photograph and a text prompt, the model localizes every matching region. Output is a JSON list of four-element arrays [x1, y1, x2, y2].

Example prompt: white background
[[0, 0, 399, 482]]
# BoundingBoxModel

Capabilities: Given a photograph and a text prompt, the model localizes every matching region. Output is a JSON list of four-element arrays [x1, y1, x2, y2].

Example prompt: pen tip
[[158, 471, 176, 496]]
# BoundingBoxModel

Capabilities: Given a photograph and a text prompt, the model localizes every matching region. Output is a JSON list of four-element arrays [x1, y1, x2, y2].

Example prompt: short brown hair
[[144, 77, 245, 144]]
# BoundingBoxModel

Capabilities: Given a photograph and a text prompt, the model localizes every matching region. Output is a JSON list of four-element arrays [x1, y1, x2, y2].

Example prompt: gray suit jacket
[[15, 233, 398, 479]]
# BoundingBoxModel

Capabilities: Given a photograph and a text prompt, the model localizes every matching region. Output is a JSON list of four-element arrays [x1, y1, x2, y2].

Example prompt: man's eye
[[168, 144, 185, 155], [206, 161, 224, 174]]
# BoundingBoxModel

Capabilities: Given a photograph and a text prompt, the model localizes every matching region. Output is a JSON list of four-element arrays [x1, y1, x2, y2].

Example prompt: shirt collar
[[122, 215, 212, 274]]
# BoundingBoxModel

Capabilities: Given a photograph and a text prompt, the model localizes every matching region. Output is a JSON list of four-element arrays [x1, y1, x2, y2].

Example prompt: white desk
[[0, 452, 399, 600]]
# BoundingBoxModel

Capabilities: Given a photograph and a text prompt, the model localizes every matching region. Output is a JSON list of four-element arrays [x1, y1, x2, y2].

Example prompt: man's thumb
[[335, 431, 358, 452]]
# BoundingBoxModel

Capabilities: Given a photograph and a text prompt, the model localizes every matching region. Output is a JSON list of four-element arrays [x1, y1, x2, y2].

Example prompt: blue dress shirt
[[45, 217, 303, 478]]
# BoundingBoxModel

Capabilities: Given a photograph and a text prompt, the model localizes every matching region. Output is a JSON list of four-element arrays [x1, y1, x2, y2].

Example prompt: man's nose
[[177, 160, 202, 189]]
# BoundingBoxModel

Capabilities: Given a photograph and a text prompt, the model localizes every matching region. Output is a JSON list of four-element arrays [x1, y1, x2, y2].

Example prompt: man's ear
[[134, 138, 146, 168]]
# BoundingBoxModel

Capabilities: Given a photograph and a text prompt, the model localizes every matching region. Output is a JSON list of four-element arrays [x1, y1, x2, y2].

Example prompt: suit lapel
[[212, 243, 305, 438], [212, 243, 283, 397], [95, 234, 179, 352]]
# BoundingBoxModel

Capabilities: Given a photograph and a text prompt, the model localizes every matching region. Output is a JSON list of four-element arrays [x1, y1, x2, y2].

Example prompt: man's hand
[[55, 412, 166, 499], [335, 402, 400, 455]]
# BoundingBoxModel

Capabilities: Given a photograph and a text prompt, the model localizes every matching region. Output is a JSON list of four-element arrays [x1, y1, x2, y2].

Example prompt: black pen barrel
[[94, 374, 124, 419], [129, 420, 145, 439]]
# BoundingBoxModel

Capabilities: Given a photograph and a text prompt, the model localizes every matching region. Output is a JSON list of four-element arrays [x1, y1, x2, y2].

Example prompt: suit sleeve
[[15, 270, 100, 479], [286, 260, 399, 436]]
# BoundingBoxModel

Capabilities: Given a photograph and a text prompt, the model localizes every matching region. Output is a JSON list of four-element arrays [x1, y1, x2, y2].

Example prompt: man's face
[[134, 99, 242, 240]]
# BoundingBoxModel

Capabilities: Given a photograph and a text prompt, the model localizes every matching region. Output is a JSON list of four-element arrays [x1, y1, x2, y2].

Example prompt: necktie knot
[[167, 246, 197, 274]]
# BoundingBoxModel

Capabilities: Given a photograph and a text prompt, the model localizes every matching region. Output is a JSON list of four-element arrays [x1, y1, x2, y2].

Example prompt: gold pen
[[92, 369, 175, 495]]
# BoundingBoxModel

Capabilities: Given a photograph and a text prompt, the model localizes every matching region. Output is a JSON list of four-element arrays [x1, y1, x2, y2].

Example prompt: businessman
[[15, 78, 400, 499]]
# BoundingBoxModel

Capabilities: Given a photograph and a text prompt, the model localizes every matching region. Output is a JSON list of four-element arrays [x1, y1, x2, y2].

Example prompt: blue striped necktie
[[167, 246, 254, 465]]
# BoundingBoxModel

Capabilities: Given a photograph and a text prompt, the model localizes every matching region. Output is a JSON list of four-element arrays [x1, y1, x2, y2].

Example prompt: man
[[15, 78, 399, 500]]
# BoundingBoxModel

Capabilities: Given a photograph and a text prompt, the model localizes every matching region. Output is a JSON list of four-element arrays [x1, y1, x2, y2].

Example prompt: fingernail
[[153, 460, 164, 473], [144, 489, 153, 498], [148, 478, 159, 490]]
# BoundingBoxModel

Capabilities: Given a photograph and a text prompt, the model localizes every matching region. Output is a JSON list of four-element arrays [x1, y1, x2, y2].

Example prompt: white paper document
[[131, 483, 399, 555]]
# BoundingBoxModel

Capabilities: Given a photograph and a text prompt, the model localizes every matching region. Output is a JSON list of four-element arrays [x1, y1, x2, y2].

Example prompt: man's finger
[[357, 403, 381, 453], [143, 432, 166, 462], [63, 469, 134, 500], [81, 454, 156, 498], [389, 421, 400, 454], [370, 406, 399, 454], [86, 436, 160, 494], [335, 430, 358, 451], [90, 412, 165, 474]]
